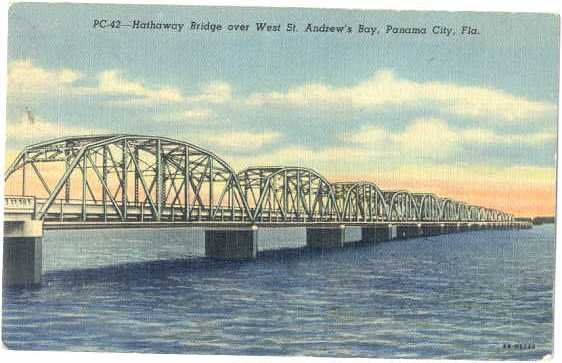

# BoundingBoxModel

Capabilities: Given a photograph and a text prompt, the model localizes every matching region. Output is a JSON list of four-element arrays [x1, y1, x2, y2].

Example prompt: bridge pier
[[421, 224, 442, 236], [306, 225, 346, 249], [396, 225, 423, 239], [3, 220, 43, 287], [205, 227, 258, 260], [442, 224, 455, 233], [361, 224, 397, 242]]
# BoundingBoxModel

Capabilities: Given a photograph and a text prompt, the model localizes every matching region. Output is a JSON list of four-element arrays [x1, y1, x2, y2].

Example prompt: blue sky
[[5, 3, 559, 215]]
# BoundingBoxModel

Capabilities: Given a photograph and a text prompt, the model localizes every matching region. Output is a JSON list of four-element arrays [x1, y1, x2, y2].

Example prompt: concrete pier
[[396, 225, 423, 239], [3, 220, 43, 287], [205, 227, 258, 260], [306, 226, 346, 249], [422, 224, 442, 236], [361, 224, 397, 242]]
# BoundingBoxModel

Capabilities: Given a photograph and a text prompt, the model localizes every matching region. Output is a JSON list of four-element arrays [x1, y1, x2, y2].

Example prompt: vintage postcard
[[1, 2, 559, 361]]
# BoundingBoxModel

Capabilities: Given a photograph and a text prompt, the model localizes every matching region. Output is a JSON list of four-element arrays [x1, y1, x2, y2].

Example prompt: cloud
[[222, 117, 554, 172], [197, 131, 281, 151], [7, 59, 238, 110], [181, 108, 214, 121], [348, 117, 556, 160], [348, 118, 460, 161], [7, 59, 83, 103], [245, 69, 556, 121], [7, 60, 185, 107], [460, 128, 556, 145], [225, 144, 375, 173], [394, 118, 460, 158], [6, 113, 109, 143], [95, 70, 184, 105], [187, 81, 233, 104]]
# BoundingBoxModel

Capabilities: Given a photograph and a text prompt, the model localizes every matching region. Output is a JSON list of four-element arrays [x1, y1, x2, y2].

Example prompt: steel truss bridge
[[5, 134, 515, 228]]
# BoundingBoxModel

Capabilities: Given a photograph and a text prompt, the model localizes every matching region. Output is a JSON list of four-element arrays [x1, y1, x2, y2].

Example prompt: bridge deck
[[41, 220, 529, 230]]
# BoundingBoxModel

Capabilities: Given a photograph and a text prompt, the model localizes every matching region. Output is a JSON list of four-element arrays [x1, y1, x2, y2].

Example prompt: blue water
[[2, 225, 555, 359]]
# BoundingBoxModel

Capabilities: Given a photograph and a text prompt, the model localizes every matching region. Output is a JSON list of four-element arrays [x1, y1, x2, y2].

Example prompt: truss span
[[5, 135, 251, 222], [237, 166, 340, 222], [5, 134, 516, 224], [413, 193, 441, 222], [384, 190, 419, 222], [333, 182, 388, 222]]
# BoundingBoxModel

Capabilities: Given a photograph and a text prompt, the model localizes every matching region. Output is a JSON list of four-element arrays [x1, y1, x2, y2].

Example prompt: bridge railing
[[4, 195, 37, 220]]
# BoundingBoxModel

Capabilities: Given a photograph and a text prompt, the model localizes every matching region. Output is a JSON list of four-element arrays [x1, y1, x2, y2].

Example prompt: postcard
[[2, 2, 558, 361]]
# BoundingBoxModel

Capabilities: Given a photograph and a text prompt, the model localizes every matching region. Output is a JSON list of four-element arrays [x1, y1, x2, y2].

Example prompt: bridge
[[3, 135, 530, 286]]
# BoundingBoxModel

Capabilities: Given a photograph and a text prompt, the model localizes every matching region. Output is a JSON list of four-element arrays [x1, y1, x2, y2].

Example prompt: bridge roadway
[[3, 134, 531, 287], [3, 195, 531, 288]]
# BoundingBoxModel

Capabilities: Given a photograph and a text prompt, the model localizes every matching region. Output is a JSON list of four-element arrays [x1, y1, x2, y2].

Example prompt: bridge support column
[[396, 225, 423, 240], [443, 224, 456, 234], [3, 220, 43, 287], [306, 226, 346, 249], [361, 224, 395, 242], [205, 227, 257, 260], [421, 224, 442, 236], [469, 223, 479, 231]]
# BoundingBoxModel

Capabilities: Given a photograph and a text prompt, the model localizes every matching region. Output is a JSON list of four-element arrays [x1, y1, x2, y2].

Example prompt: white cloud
[[223, 118, 555, 172], [347, 125, 388, 147], [347, 118, 460, 160], [96, 70, 184, 105], [153, 108, 215, 123], [181, 108, 214, 121], [7, 59, 83, 103], [6, 114, 109, 143], [348, 117, 555, 159], [246, 69, 556, 121], [187, 81, 233, 104], [7, 60, 185, 107], [198, 131, 281, 151], [460, 128, 555, 145], [395, 118, 460, 158]]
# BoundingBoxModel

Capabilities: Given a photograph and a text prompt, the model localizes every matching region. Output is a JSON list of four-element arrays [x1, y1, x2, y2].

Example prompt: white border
[[0, 1, 560, 363]]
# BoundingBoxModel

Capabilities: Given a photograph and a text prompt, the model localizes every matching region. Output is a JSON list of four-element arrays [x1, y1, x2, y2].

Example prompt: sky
[[4, 3, 559, 217]]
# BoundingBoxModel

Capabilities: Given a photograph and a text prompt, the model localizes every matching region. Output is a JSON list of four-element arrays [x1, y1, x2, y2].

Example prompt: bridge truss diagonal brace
[[124, 142, 159, 220], [85, 153, 125, 221], [36, 148, 86, 220]]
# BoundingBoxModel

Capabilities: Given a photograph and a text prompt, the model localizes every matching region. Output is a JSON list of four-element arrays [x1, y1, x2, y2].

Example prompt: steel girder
[[413, 193, 441, 221], [333, 182, 388, 222], [237, 166, 340, 222], [5, 135, 251, 222], [440, 198, 458, 221], [384, 190, 419, 221]]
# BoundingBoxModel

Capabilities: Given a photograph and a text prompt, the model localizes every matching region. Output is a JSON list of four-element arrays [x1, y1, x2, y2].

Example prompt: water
[[2, 225, 555, 359]]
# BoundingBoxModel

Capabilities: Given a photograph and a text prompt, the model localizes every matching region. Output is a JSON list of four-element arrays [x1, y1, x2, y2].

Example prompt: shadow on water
[[4, 239, 406, 293], [5, 232, 466, 295]]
